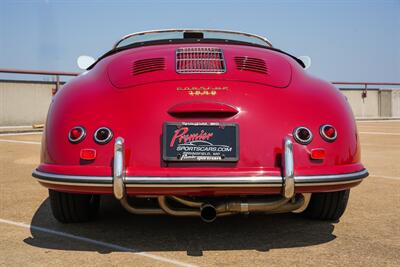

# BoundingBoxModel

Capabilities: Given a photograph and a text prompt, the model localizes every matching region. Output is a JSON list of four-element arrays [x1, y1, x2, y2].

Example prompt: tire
[[303, 189, 350, 221], [48, 189, 100, 223]]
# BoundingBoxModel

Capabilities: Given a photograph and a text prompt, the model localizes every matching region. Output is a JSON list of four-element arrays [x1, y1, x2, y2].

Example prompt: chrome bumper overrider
[[32, 136, 368, 221]]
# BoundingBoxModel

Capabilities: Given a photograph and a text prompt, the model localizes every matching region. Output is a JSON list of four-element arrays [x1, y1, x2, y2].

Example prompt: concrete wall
[[379, 90, 392, 117], [340, 88, 400, 118], [0, 80, 399, 126], [340, 89, 380, 118], [392, 89, 400, 117], [0, 80, 54, 126]]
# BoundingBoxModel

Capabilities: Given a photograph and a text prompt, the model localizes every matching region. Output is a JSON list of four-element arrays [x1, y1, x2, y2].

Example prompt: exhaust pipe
[[156, 195, 305, 222], [158, 197, 218, 222], [200, 204, 217, 223]]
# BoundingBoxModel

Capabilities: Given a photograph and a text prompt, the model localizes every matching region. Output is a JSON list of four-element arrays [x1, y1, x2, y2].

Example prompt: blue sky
[[0, 0, 399, 82]]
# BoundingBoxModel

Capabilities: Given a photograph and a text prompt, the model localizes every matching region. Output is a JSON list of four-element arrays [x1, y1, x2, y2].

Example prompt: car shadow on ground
[[24, 196, 336, 256]]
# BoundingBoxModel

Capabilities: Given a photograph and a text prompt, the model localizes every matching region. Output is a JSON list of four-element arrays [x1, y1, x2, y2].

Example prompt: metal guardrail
[[0, 68, 79, 95], [0, 68, 79, 76], [332, 82, 400, 86], [332, 82, 400, 98], [1, 68, 399, 97]]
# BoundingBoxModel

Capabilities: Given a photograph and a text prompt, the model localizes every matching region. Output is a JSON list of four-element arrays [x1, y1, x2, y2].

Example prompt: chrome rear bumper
[[32, 169, 368, 187], [32, 136, 368, 221], [32, 136, 369, 196]]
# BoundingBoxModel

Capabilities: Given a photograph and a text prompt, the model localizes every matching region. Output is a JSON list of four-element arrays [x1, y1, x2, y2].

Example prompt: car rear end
[[33, 42, 368, 222]]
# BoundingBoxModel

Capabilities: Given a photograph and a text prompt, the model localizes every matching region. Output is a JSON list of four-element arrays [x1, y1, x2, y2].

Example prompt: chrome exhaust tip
[[200, 204, 217, 223]]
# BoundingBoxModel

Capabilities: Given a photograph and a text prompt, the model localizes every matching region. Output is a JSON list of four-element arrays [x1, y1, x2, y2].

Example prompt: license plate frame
[[163, 122, 239, 162]]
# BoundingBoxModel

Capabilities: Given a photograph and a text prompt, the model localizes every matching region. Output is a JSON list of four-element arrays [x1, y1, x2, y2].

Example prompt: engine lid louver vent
[[234, 56, 268, 74], [132, 58, 165, 76], [176, 47, 226, 74]]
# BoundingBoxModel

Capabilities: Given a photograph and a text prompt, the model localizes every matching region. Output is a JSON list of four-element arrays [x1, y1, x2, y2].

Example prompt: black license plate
[[163, 122, 239, 162]]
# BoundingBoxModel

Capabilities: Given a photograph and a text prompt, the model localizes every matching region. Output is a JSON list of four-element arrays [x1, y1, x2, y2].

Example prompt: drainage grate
[[176, 47, 226, 74]]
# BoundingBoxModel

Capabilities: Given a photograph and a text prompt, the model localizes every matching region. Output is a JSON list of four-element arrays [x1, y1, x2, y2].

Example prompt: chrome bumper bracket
[[113, 137, 126, 200], [282, 137, 295, 198], [112, 136, 296, 198]]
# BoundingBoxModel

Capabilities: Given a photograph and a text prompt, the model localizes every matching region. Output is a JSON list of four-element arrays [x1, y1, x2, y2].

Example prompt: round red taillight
[[293, 127, 313, 145], [94, 127, 113, 144], [320, 125, 337, 142], [68, 126, 86, 143]]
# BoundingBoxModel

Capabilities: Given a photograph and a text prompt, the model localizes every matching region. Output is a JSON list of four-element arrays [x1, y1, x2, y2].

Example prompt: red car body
[[33, 30, 368, 222]]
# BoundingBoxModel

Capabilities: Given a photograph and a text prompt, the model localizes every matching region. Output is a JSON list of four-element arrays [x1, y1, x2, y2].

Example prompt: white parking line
[[0, 218, 196, 267], [359, 131, 400, 136], [0, 132, 42, 136], [358, 126, 400, 130], [0, 126, 33, 129], [0, 139, 41, 145], [369, 175, 400, 181], [357, 120, 400, 123]]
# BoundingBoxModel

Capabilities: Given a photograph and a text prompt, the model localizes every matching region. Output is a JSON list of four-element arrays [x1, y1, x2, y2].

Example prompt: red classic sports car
[[33, 29, 368, 223]]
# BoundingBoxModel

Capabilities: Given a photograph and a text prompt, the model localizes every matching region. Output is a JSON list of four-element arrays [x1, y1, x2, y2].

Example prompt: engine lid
[[107, 44, 292, 88]]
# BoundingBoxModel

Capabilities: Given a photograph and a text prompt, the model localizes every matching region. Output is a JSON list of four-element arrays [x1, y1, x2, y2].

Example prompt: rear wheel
[[48, 189, 100, 223], [303, 189, 350, 221]]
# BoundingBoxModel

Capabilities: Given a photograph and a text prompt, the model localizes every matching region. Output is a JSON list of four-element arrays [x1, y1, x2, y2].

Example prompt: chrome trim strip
[[33, 169, 368, 187], [125, 183, 281, 188], [295, 169, 368, 183], [36, 178, 112, 187], [114, 29, 273, 49], [124, 176, 282, 184], [296, 178, 363, 187], [32, 170, 112, 184]]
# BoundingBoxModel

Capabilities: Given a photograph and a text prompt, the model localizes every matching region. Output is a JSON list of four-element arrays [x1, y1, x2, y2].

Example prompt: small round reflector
[[94, 127, 113, 144], [68, 126, 86, 143], [320, 124, 337, 142], [293, 127, 313, 145]]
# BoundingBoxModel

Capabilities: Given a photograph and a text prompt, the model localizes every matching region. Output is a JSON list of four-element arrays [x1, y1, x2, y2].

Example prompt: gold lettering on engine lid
[[177, 86, 228, 96]]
